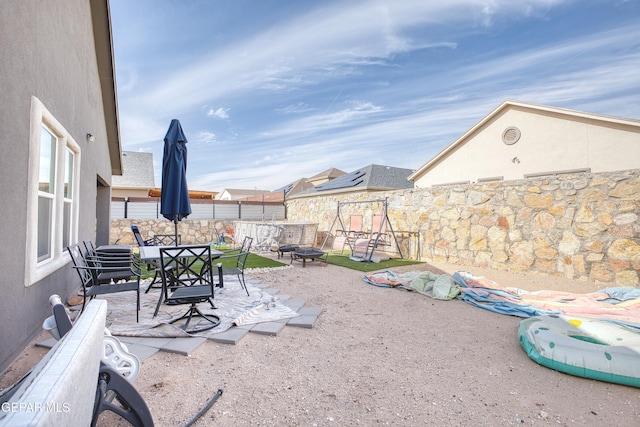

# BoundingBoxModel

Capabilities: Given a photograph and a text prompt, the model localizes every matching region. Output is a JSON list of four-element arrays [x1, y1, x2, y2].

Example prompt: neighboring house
[[409, 100, 640, 187], [0, 0, 121, 373], [307, 167, 346, 186], [216, 189, 271, 200], [291, 164, 415, 198], [273, 167, 346, 199], [273, 178, 314, 198], [112, 151, 155, 198], [284, 178, 315, 197]]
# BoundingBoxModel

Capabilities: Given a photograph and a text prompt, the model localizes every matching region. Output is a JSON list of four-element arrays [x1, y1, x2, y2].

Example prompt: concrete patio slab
[[208, 327, 250, 345], [298, 307, 323, 316], [286, 315, 318, 329], [249, 321, 287, 336], [119, 337, 174, 349], [283, 299, 305, 311], [29, 279, 326, 363], [123, 343, 159, 362], [160, 337, 207, 356]]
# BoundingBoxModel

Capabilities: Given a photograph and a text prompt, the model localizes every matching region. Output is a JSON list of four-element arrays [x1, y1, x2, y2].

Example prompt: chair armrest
[[217, 252, 242, 260], [73, 264, 141, 277], [85, 256, 141, 270]]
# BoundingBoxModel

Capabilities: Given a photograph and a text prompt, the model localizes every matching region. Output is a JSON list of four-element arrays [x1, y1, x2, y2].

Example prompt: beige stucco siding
[[414, 104, 640, 188]]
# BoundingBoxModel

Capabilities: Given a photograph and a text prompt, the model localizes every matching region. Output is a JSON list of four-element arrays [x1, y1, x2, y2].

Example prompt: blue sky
[[109, 0, 640, 192]]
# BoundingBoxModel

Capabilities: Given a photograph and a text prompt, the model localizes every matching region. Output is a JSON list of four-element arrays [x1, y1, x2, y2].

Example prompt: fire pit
[[290, 248, 328, 267]]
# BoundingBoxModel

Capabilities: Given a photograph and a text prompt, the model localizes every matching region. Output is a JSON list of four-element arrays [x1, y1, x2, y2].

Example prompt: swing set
[[320, 199, 403, 262]]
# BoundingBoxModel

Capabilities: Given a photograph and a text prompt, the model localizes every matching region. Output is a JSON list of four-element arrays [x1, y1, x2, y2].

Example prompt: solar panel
[[316, 169, 368, 191]]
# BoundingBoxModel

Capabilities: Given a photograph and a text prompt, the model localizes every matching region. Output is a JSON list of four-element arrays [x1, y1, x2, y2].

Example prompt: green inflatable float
[[518, 314, 640, 388]]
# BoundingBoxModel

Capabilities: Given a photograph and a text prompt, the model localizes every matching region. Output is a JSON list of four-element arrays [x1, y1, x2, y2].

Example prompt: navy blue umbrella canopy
[[161, 119, 191, 243]]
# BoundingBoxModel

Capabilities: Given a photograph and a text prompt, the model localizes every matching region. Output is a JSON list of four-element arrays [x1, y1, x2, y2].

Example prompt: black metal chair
[[130, 226, 166, 293], [218, 237, 253, 296], [66, 244, 141, 322], [154, 245, 221, 333], [218, 235, 252, 254], [83, 239, 96, 257], [131, 225, 154, 247], [73, 242, 133, 285], [153, 234, 181, 246]]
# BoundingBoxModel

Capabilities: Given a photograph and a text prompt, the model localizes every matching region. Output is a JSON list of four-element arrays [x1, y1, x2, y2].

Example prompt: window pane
[[39, 126, 56, 194], [64, 148, 74, 199], [63, 201, 71, 249], [37, 196, 52, 261]]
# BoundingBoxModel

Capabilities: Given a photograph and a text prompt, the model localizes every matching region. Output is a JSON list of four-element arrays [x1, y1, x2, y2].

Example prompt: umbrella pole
[[174, 219, 179, 246]]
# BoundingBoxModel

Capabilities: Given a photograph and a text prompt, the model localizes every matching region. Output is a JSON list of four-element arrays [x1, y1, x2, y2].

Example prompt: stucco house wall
[[410, 101, 640, 187], [0, 0, 120, 373]]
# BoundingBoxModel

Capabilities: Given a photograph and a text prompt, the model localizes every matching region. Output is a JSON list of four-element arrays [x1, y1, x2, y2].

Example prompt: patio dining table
[[138, 245, 223, 262]]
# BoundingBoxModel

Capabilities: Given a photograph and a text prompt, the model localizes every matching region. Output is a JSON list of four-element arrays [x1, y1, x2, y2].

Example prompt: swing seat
[[322, 200, 403, 261]]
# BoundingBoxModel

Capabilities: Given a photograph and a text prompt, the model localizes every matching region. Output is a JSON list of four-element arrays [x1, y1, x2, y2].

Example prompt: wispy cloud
[[196, 131, 217, 144], [276, 102, 316, 114], [111, 0, 640, 191], [123, 0, 571, 113], [206, 107, 229, 119]]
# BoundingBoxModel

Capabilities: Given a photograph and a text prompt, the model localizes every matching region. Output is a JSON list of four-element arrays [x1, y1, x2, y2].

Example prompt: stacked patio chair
[[66, 244, 141, 322], [79, 240, 132, 285]]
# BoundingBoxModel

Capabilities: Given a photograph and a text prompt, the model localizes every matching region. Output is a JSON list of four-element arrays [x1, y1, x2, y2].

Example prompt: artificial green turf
[[325, 251, 423, 272], [139, 251, 287, 280]]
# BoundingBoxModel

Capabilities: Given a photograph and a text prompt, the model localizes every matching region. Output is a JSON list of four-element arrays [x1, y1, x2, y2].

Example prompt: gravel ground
[[3, 256, 639, 426]]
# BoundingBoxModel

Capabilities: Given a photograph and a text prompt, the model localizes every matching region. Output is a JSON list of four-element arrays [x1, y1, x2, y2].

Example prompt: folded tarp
[[453, 271, 640, 329], [363, 270, 460, 300]]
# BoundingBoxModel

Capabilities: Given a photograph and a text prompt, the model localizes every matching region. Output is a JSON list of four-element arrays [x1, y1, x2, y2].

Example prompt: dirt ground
[[2, 256, 639, 426]]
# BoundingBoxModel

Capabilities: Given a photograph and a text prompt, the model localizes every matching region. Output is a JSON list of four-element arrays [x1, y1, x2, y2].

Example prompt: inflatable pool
[[518, 315, 640, 388]]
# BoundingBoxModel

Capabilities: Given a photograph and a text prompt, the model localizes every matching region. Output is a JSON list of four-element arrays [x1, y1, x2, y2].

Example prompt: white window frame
[[25, 96, 81, 287]]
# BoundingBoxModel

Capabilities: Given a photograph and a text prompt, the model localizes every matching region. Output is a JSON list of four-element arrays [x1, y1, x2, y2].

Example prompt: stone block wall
[[285, 169, 640, 286], [110, 219, 235, 246]]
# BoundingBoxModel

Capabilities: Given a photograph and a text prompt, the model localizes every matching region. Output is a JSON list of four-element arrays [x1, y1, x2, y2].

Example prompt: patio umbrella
[[160, 119, 191, 245]]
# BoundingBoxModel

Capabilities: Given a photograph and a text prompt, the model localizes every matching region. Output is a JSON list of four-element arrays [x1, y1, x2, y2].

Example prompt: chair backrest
[[66, 244, 93, 288], [131, 226, 147, 247], [82, 240, 96, 257], [372, 214, 386, 234], [239, 236, 254, 253], [235, 251, 251, 270], [349, 215, 363, 232], [153, 234, 181, 246], [94, 245, 135, 269], [159, 245, 215, 291]]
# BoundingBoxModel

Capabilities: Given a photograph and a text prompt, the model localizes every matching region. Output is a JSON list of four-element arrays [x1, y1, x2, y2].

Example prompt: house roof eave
[[90, 0, 122, 176]]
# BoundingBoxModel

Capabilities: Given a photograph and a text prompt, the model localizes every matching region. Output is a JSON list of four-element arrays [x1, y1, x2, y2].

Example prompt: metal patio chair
[[67, 244, 141, 322], [154, 245, 221, 333], [218, 237, 253, 296]]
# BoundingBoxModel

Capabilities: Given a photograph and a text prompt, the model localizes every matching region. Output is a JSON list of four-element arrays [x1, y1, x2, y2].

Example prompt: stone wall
[[110, 219, 236, 246], [285, 169, 640, 286], [109, 219, 318, 250]]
